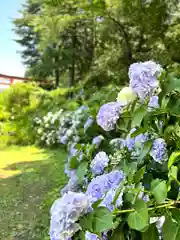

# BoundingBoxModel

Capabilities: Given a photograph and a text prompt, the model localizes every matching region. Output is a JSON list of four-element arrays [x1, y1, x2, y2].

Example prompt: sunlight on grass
[[0, 146, 48, 178], [0, 146, 67, 240]]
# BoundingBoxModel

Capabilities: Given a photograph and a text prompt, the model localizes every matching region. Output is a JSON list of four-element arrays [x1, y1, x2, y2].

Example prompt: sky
[[0, 0, 26, 77]]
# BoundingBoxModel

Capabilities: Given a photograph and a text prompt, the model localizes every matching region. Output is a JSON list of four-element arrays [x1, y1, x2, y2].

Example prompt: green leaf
[[163, 215, 180, 240], [132, 107, 147, 128], [141, 224, 159, 240], [131, 127, 147, 138], [93, 207, 113, 233], [169, 166, 178, 180], [92, 199, 103, 209], [151, 179, 167, 204], [127, 199, 149, 231], [139, 140, 152, 162], [79, 213, 94, 232], [76, 161, 88, 184], [168, 151, 180, 169], [69, 156, 79, 169], [134, 166, 146, 183]]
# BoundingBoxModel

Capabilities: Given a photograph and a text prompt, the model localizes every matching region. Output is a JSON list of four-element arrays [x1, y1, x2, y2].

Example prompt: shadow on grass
[[0, 148, 67, 240]]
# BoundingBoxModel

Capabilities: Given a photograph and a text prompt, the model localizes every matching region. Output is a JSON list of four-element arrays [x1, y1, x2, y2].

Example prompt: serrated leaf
[[132, 107, 147, 128], [76, 161, 88, 184], [128, 199, 149, 231], [163, 215, 180, 240], [151, 179, 167, 204], [141, 223, 159, 240], [134, 166, 146, 183], [168, 151, 180, 169], [93, 207, 113, 233]]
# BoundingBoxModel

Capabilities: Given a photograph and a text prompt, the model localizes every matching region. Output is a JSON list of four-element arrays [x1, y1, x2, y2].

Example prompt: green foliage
[[127, 199, 149, 231], [14, 0, 180, 88]]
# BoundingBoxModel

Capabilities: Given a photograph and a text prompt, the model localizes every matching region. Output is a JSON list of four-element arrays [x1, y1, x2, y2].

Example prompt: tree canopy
[[14, 0, 180, 88]]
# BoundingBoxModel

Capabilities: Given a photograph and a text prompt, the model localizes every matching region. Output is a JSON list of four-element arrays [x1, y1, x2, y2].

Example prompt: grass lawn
[[0, 146, 67, 240]]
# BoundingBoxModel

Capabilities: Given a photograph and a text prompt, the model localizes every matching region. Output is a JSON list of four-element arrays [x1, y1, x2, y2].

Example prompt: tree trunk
[[68, 23, 77, 97]]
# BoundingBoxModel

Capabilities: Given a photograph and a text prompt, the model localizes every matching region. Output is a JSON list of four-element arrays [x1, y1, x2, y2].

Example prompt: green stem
[[114, 202, 175, 215]]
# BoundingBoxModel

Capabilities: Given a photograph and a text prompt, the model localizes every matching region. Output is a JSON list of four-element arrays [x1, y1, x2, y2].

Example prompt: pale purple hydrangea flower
[[92, 135, 104, 147], [129, 61, 162, 101], [61, 172, 79, 195], [84, 117, 94, 132], [90, 152, 110, 175], [85, 231, 107, 240], [50, 192, 90, 240], [60, 135, 68, 145], [86, 170, 125, 203], [100, 187, 123, 211], [125, 128, 149, 156], [97, 102, 123, 131], [148, 96, 159, 111], [150, 138, 168, 163], [85, 232, 100, 240]]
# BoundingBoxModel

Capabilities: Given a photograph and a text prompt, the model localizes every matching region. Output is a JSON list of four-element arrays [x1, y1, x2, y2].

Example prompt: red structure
[[0, 74, 48, 87]]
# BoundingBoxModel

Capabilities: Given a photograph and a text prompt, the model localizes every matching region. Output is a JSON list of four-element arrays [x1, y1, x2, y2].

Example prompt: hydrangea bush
[[34, 110, 64, 146], [50, 61, 180, 240], [34, 105, 94, 147]]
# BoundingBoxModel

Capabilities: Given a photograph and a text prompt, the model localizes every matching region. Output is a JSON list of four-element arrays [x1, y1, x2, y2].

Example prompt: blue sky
[[0, 0, 26, 77]]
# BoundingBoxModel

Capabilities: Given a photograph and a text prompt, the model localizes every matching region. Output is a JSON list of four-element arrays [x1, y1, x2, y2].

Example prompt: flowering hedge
[[50, 61, 180, 240]]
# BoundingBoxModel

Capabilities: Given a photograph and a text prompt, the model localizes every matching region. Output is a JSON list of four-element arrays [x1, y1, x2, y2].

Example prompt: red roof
[[0, 74, 49, 84]]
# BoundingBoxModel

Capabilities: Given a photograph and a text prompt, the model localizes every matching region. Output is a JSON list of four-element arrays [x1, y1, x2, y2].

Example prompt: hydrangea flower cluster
[[97, 102, 123, 131], [150, 138, 168, 163], [58, 106, 89, 148], [50, 192, 90, 240], [90, 151, 110, 175], [34, 110, 63, 146], [129, 61, 162, 101], [86, 170, 125, 203], [92, 135, 104, 148], [84, 116, 94, 132], [125, 128, 149, 158]]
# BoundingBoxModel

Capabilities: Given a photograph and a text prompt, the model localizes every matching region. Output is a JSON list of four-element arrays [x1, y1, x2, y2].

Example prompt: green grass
[[0, 146, 67, 240]]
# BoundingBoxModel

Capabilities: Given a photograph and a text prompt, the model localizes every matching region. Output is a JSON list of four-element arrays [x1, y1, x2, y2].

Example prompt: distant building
[[0, 74, 49, 92]]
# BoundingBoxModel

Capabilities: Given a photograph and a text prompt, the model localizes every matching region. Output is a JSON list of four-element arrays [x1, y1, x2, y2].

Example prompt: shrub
[[49, 61, 180, 240]]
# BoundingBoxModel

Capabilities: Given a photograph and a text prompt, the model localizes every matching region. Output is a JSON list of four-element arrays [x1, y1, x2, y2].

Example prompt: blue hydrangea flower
[[60, 135, 68, 145], [85, 231, 107, 240], [100, 187, 123, 211], [61, 172, 79, 195], [85, 232, 100, 240], [92, 135, 104, 147], [84, 117, 94, 132], [50, 192, 90, 240], [129, 61, 162, 101], [97, 102, 123, 131], [150, 138, 168, 163], [125, 128, 149, 157], [90, 152, 110, 175], [105, 170, 125, 189], [86, 170, 125, 203], [148, 96, 159, 111]]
